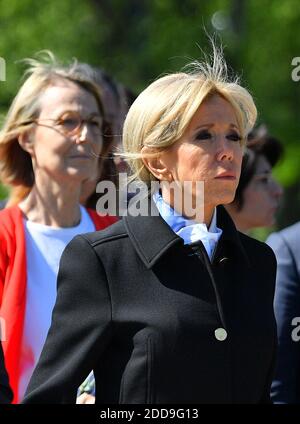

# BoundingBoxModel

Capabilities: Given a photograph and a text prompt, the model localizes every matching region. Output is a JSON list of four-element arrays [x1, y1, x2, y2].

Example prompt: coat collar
[[123, 197, 249, 269]]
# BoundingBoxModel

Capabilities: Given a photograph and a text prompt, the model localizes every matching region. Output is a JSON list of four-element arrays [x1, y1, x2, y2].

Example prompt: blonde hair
[[122, 45, 257, 185], [0, 51, 107, 206]]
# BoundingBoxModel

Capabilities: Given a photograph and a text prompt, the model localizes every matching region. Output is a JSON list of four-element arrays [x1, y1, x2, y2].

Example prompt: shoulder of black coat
[[238, 231, 277, 266], [79, 218, 128, 247]]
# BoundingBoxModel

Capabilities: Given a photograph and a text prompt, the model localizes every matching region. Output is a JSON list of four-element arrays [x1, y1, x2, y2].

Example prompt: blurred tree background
[[1, 0, 300, 237]]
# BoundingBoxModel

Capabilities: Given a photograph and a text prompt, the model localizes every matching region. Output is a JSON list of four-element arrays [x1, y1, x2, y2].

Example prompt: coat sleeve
[[0, 228, 7, 300], [0, 342, 13, 404], [267, 232, 300, 404], [22, 235, 113, 404], [258, 245, 278, 404], [260, 333, 277, 404]]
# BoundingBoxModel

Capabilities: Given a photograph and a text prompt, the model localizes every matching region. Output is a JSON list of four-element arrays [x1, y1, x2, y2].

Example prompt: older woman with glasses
[[0, 53, 116, 403], [24, 46, 277, 404]]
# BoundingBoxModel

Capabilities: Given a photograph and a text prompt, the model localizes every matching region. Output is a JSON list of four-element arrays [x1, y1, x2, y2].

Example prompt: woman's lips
[[215, 174, 236, 180]]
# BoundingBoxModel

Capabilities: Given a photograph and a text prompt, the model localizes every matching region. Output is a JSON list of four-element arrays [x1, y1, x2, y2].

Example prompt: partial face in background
[[157, 94, 244, 211], [239, 155, 283, 228], [26, 79, 104, 184], [102, 83, 122, 137]]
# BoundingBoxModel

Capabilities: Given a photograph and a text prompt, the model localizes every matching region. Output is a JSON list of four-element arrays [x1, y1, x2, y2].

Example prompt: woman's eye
[[91, 120, 101, 128], [61, 118, 78, 129], [227, 133, 241, 142], [259, 177, 269, 184], [195, 130, 211, 140], [255, 175, 271, 185]]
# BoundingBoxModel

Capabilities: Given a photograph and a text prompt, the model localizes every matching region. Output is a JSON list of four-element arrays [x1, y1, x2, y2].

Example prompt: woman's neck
[[19, 177, 82, 228], [160, 187, 214, 227]]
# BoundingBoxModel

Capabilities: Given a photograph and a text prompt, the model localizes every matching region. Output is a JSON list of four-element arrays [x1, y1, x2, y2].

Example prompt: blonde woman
[[0, 54, 117, 403], [24, 47, 277, 404]]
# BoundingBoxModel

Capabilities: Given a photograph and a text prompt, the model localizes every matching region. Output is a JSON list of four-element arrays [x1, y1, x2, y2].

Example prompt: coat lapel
[[123, 198, 183, 269], [124, 197, 250, 269]]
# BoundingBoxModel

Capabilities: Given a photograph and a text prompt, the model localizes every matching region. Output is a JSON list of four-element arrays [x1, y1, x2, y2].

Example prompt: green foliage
[[0, 183, 8, 201], [241, 0, 300, 185], [1, 0, 300, 229], [0, 0, 106, 110]]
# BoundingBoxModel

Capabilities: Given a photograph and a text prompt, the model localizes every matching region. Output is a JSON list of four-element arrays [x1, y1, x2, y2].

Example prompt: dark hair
[[82, 68, 121, 209], [233, 126, 284, 210]]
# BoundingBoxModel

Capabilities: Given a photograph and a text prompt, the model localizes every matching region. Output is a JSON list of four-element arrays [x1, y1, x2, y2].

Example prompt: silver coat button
[[214, 328, 227, 341]]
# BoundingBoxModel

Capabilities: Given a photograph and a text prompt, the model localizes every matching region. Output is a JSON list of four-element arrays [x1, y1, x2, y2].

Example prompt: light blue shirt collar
[[152, 190, 222, 259]]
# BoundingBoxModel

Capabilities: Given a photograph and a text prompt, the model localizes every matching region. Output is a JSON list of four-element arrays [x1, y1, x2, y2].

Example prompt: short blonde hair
[[0, 51, 108, 206], [122, 45, 257, 184]]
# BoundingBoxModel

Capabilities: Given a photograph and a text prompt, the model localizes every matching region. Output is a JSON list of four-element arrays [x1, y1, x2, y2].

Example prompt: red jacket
[[0, 205, 117, 403]]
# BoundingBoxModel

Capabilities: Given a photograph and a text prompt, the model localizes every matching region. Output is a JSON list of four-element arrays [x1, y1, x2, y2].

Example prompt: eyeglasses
[[22, 111, 104, 137]]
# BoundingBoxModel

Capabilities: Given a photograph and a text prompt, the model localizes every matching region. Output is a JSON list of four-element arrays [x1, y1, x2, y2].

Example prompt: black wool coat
[[23, 205, 277, 404]]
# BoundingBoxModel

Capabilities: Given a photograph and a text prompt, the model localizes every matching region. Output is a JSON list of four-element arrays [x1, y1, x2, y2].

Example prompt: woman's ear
[[141, 146, 172, 181], [18, 131, 34, 156]]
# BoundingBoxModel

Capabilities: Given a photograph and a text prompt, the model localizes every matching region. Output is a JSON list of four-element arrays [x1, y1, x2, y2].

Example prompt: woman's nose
[[272, 179, 283, 199], [76, 124, 103, 156], [76, 124, 90, 143], [216, 136, 234, 161]]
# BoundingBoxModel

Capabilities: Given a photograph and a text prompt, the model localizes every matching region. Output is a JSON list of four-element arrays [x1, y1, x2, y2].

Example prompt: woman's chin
[[214, 192, 236, 206], [64, 168, 97, 181]]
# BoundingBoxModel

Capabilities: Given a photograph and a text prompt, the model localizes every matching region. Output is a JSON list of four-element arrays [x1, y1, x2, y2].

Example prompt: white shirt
[[152, 191, 222, 259], [19, 206, 95, 401]]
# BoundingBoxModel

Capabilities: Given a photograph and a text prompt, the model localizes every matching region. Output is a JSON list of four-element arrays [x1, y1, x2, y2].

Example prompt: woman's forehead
[[188, 95, 239, 129], [38, 82, 100, 115]]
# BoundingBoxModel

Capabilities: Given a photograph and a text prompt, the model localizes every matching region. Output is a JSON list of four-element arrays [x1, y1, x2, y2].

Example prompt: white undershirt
[[19, 206, 95, 401]]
